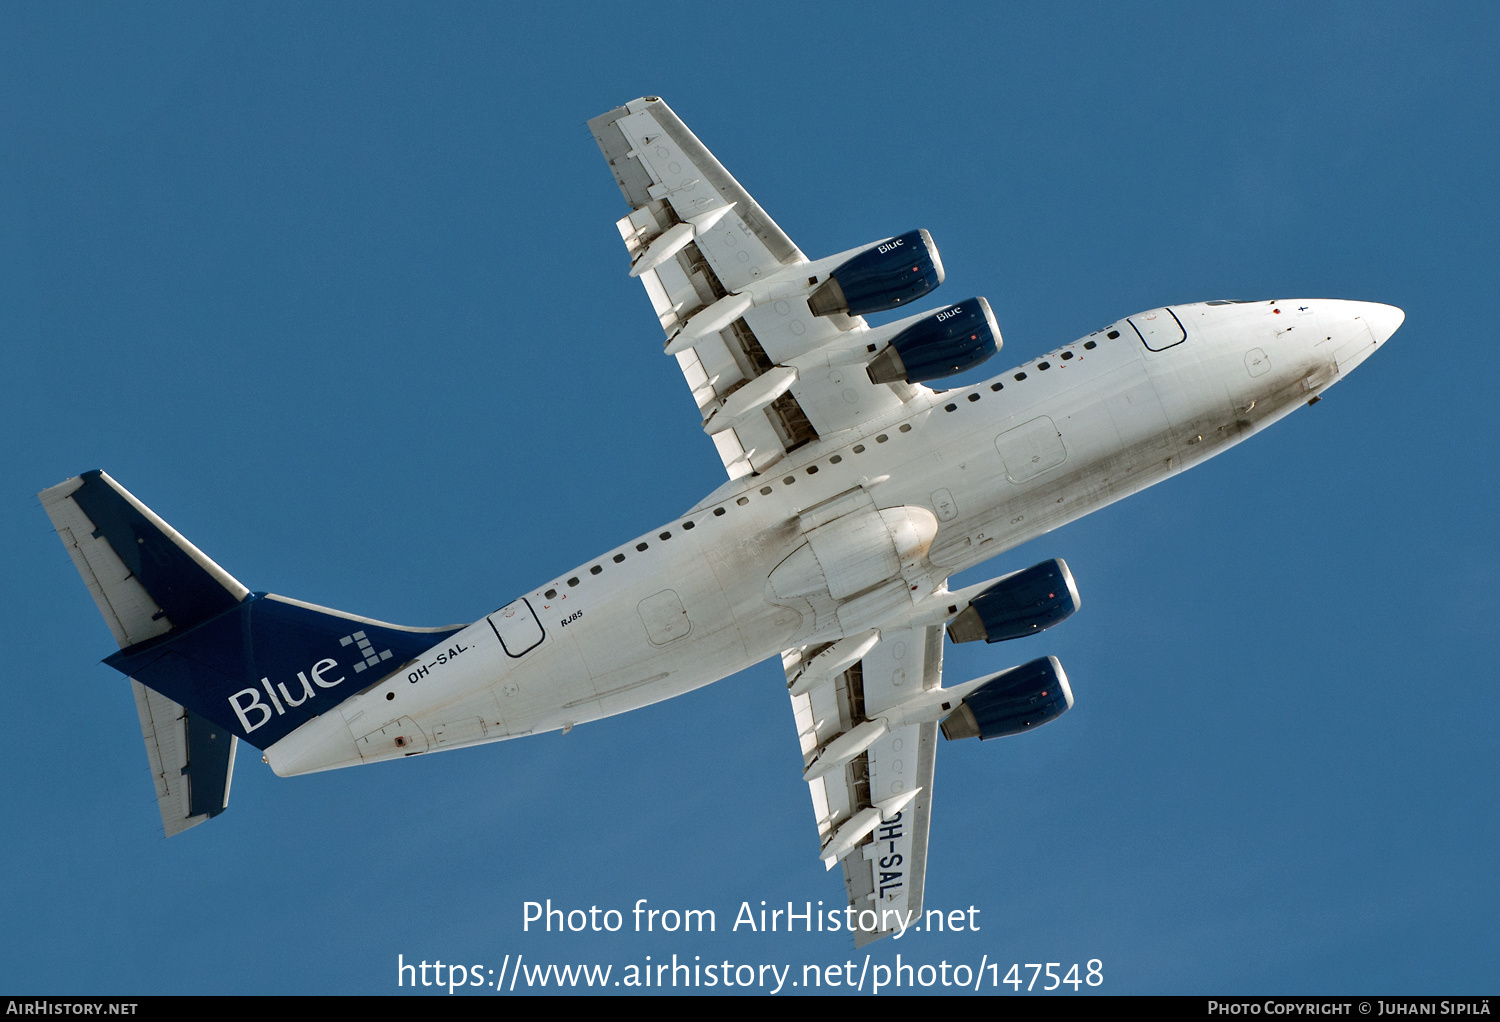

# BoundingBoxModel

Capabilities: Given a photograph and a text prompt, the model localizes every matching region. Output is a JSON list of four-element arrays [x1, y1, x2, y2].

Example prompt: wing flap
[[594, 97, 915, 479], [853, 721, 937, 947], [593, 96, 935, 479], [784, 624, 943, 945], [592, 98, 803, 282]]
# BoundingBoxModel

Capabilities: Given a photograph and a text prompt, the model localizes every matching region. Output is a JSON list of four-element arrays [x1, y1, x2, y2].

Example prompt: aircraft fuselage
[[265, 298, 1397, 776]]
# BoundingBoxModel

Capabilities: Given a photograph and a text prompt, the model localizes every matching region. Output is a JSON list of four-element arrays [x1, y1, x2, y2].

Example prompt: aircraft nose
[[1359, 302, 1405, 345]]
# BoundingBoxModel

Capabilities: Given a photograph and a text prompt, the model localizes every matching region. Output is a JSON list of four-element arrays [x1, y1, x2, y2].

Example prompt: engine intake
[[808, 229, 945, 318], [940, 656, 1073, 741], [946, 558, 1080, 644], [866, 298, 1000, 385]]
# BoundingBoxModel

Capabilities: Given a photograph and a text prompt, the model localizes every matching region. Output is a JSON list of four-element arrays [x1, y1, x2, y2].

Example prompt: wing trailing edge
[[785, 625, 942, 946]]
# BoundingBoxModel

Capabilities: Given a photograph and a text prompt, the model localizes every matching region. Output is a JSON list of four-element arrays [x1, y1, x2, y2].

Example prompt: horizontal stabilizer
[[39, 471, 249, 648], [133, 681, 236, 836], [41, 471, 460, 833], [40, 471, 253, 836]]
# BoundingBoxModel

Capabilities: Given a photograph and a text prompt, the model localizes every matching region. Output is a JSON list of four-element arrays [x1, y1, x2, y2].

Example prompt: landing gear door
[[1129, 308, 1186, 351], [488, 599, 545, 658]]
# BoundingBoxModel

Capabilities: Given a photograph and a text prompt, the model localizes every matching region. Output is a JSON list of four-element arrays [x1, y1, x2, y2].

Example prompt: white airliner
[[41, 97, 1402, 945]]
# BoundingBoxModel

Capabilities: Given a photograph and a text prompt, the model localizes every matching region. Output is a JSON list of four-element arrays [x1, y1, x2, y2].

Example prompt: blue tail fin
[[43, 471, 463, 757], [107, 594, 463, 749]]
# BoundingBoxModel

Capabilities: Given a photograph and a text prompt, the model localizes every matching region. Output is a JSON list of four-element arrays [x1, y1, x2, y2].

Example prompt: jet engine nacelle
[[807, 229, 945, 318], [946, 558, 1080, 644], [865, 298, 1001, 385], [940, 656, 1073, 741]]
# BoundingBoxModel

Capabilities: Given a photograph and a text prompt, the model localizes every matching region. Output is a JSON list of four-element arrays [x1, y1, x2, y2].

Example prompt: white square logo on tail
[[341, 631, 394, 673]]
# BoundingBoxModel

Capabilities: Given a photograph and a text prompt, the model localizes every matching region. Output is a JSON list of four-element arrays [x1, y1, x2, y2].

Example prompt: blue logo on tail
[[106, 594, 462, 750]]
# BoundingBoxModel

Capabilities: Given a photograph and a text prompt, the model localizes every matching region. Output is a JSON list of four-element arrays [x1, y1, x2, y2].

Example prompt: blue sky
[[3, 2, 1496, 995]]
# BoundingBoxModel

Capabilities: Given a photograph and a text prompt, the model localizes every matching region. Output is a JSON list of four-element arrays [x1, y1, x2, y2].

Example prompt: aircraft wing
[[589, 97, 917, 479], [783, 625, 943, 946]]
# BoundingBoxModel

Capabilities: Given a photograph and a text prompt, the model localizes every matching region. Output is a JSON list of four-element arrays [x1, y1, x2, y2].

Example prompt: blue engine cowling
[[807, 229, 945, 318], [865, 297, 1001, 385], [946, 558, 1081, 644], [940, 656, 1073, 741]]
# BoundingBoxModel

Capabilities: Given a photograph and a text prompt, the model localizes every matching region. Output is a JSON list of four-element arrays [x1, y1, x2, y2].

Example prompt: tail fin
[[41, 471, 460, 835]]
